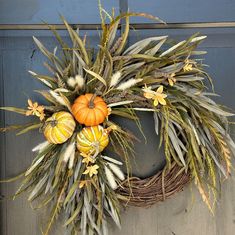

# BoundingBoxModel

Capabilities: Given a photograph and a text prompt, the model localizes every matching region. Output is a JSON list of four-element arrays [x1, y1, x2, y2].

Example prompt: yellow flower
[[26, 99, 45, 121], [143, 85, 167, 106], [168, 78, 176, 86], [183, 61, 193, 72], [83, 164, 99, 177], [79, 180, 88, 188], [81, 152, 95, 164], [167, 73, 176, 86]]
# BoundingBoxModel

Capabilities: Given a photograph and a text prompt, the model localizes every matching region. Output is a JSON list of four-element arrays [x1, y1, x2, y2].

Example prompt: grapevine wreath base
[[118, 163, 190, 207], [1, 7, 235, 235]]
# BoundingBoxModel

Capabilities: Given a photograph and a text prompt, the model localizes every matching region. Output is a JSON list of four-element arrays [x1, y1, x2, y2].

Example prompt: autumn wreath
[[1, 8, 235, 235]]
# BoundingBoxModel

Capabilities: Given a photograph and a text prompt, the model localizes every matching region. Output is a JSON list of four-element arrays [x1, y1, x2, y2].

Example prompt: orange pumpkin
[[71, 94, 108, 126]]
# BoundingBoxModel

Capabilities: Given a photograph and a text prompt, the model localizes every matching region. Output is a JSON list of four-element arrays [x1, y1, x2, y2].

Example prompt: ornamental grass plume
[[67, 77, 76, 88], [32, 141, 49, 152], [110, 71, 122, 87], [62, 142, 75, 164], [74, 75, 85, 88], [116, 78, 143, 90], [108, 162, 125, 181], [105, 165, 118, 190], [49, 90, 68, 106]]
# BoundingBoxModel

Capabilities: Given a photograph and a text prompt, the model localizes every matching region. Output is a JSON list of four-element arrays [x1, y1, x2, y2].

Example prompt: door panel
[[128, 0, 235, 23], [0, 0, 119, 24]]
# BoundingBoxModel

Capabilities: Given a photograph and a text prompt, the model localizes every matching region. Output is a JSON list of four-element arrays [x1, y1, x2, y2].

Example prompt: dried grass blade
[[84, 68, 107, 86]]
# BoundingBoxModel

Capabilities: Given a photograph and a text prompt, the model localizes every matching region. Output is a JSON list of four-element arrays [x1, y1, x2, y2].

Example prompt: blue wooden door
[[1, 0, 235, 234]]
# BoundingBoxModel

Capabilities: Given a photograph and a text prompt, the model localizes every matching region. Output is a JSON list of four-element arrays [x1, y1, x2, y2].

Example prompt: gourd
[[44, 111, 75, 144], [71, 94, 108, 126], [77, 125, 109, 154]]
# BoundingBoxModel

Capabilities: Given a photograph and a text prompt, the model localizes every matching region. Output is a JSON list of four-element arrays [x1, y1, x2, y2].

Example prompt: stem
[[88, 93, 97, 109], [50, 120, 58, 127]]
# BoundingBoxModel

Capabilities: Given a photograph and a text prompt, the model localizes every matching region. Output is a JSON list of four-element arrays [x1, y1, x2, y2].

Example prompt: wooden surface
[[1, 1, 235, 235]]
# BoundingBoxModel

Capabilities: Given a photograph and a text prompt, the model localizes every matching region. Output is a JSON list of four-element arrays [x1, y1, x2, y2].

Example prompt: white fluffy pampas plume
[[32, 141, 49, 153], [49, 90, 68, 106], [104, 162, 125, 190], [116, 78, 143, 90], [109, 71, 122, 87], [101, 155, 123, 165], [62, 142, 75, 168], [67, 75, 84, 89], [28, 70, 53, 88], [105, 166, 118, 190], [107, 163, 125, 181]]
